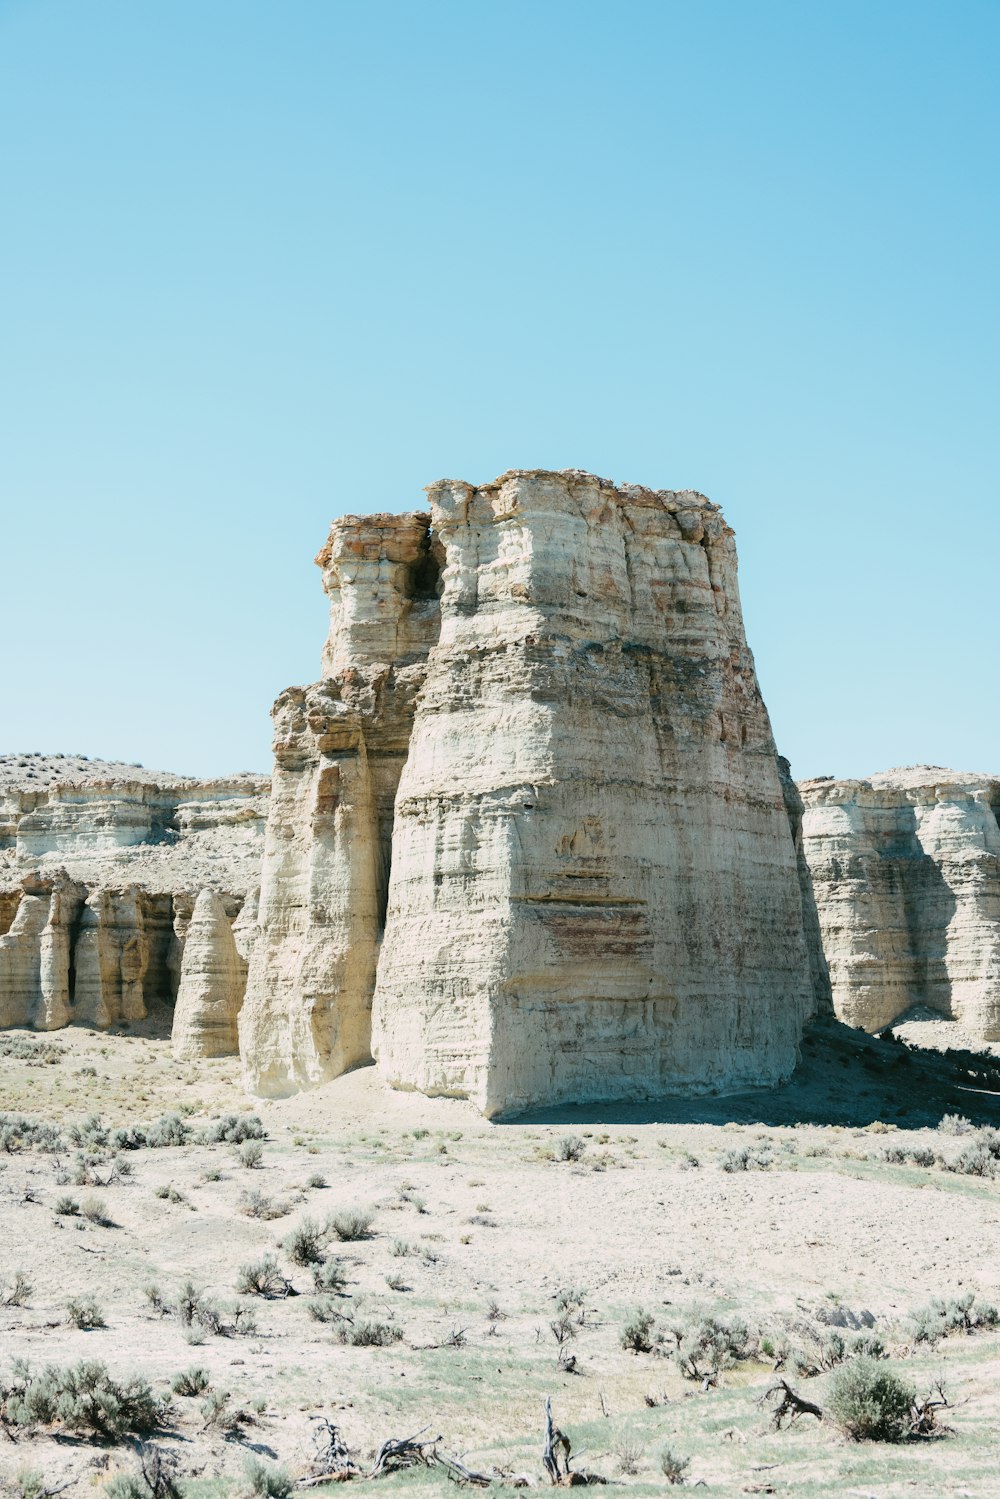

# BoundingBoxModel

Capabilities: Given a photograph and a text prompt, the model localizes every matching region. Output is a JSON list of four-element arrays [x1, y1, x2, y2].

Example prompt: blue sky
[[2, 0, 997, 779]]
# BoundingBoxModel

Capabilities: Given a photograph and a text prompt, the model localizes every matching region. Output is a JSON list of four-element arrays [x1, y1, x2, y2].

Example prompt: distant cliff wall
[[798, 768, 1000, 1038]]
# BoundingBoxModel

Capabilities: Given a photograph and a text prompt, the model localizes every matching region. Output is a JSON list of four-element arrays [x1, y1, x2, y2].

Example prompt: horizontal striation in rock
[[798, 768, 1000, 1039]]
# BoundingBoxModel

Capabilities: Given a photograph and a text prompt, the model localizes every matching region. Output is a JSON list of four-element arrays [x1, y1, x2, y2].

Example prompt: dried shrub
[[236, 1254, 291, 1298], [104, 1444, 184, 1499], [660, 1446, 690, 1484], [0, 1272, 32, 1307], [240, 1189, 287, 1220]]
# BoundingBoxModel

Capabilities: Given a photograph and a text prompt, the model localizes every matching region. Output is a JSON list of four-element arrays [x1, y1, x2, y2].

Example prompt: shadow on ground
[[508, 1018, 1000, 1130]]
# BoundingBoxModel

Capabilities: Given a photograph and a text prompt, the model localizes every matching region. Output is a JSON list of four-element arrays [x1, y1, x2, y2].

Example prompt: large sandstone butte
[[240, 469, 819, 1114], [799, 766, 1000, 1039]]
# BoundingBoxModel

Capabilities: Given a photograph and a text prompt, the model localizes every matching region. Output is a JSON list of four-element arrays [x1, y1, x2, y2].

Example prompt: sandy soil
[[2, 1025, 1000, 1498]]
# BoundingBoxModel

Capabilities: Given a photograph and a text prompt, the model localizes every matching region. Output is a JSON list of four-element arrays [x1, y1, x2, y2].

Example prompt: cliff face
[[0, 758, 267, 1044], [371, 471, 815, 1114], [798, 768, 1000, 1039], [243, 469, 818, 1113], [239, 514, 440, 1095]]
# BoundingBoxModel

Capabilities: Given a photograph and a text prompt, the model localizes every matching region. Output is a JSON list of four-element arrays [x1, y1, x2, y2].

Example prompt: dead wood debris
[[758, 1379, 823, 1430]]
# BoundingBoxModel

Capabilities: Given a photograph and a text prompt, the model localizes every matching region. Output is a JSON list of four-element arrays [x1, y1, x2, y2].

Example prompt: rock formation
[[242, 469, 819, 1114], [0, 757, 267, 1043], [798, 767, 1000, 1039], [171, 888, 249, 1059], [238, 514, 440, 1094]]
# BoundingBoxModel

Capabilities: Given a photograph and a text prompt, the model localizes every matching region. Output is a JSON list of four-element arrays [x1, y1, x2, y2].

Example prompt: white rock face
[[239, 514, 439, 1095], [371, 470, 815, 1114], [798, 768, 1000, 1038], [0, 758, 267, 1033], [171, 888, 248, 1059], [243, 469, 818, 1114]]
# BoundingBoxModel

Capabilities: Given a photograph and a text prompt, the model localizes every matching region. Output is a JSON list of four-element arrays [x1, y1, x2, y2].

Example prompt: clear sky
[[2, 0, 997, 780]]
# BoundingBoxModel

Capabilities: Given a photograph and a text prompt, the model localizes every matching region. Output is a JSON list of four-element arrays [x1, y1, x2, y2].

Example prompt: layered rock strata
[[0, 759, 267, 1044], [798, 767, 1000, 1039], [171, 889, 249, 1059], [243, 469, 819, 1113], [239, 514, 441, 1093]]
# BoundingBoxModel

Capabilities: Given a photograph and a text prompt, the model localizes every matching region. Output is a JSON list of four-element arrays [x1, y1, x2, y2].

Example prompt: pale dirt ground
[[2, 1026, 1000, 1499]]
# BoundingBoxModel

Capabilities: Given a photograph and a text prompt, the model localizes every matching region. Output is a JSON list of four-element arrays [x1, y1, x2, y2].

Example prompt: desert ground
[[3, 1020, 1000, 1499]]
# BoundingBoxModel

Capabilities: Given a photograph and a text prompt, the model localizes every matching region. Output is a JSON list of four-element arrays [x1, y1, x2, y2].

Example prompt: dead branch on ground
[[758, 1379, 823, 1430]]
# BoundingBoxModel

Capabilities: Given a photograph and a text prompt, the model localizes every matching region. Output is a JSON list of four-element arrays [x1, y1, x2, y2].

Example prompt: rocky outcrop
[[242, 469, 818, 1113], [171, 889, 248, 1059], [798, 767, 1000, 1039], [371, 471, 816, 1114], [0, 759, 267, 1035], [239, 514, 440, 1094]]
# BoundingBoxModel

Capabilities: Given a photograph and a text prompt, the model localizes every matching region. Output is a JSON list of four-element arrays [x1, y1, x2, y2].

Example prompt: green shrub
[[145, 1115, 190, 1148], [176, 1282, 219, 1331], [312, 1258, 347, 1294], [327, 1207, 374, 1242], [659, 1447, 690, 1485], [555, 1286, 587, 1313], [104, 1444, 183, 1499], [200, 1389, 244, 1432], [12, 1470, 47, 1499], [674, 1315, 753, 1380], [720, 1145, 772, 1172], [882, 1144, 935, 1167], [1, 1359, 162, 1438], [283, 1218, 325, 1265], [908, 1291, 999, 1344], [170, 1367, 210, 1396], [336, 1319, 402, 1347], [620, 1310, 656, 1354], [55, 1194, 79, 1216], [66, 1296, 107, 1330], [204, 1114, 266, 1145], [238, 1141, 264, 1169], [306, 1172, 327, 1189], [827, 1357, 915, 1441], [0, 1114, 63, 1153], [239, 1457, 293, 1499], [555, 1136, 586, 1162], [944, 1145, 997, 1178], [306, 1297, 344, 1324]]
